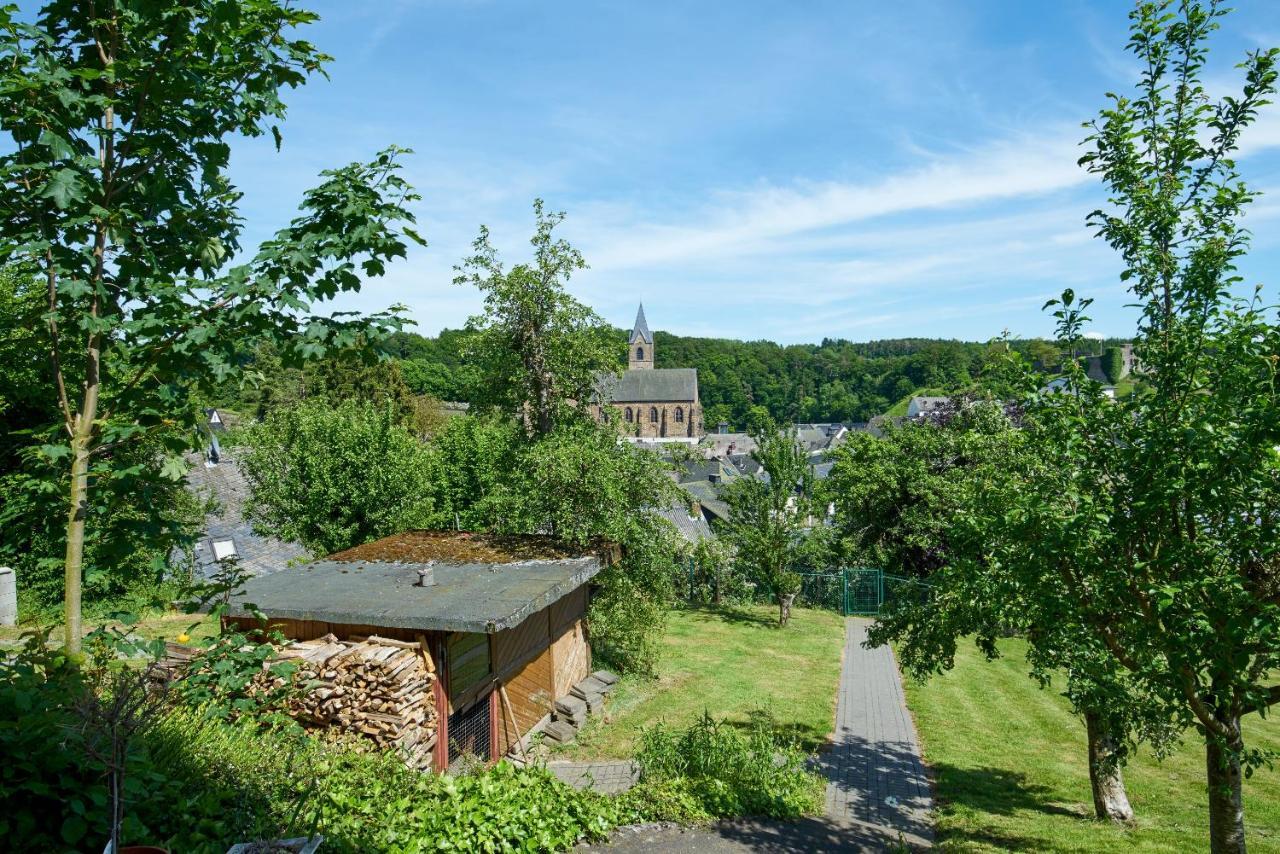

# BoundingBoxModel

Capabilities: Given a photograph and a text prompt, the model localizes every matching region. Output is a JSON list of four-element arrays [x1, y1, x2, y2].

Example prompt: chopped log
[[155, 633, 441, 770]]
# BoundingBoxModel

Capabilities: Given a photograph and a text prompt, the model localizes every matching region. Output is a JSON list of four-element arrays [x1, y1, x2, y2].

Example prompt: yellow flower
[[176, 632, 191, 643]]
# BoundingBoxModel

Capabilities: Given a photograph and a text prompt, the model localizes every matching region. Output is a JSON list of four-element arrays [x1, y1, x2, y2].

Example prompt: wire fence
[[687, 563, 933, 617]]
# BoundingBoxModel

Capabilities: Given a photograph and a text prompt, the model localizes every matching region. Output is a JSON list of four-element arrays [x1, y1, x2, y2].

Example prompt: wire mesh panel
[[447, 692, 493, 769], [795, 572, 845, 613], [845, 568, 882, 615]]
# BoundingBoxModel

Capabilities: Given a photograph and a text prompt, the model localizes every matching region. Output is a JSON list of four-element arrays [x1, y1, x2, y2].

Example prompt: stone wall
[[592, 401, 703, 438]]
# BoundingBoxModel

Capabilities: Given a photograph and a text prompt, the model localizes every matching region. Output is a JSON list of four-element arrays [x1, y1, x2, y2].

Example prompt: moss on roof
[[327, 530, 590, 565]]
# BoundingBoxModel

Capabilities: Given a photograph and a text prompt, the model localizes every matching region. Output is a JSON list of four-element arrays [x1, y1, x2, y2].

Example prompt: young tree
[[829, 398, 1172, 822], [722, 421, 814, 627], [455, 200, 618, 437], [1003, 4, 1279, 850], [0, 1, 423, 649]]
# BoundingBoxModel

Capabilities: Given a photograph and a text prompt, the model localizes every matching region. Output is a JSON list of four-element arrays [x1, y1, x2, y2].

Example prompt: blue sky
[[229, 0, 1280, 344]]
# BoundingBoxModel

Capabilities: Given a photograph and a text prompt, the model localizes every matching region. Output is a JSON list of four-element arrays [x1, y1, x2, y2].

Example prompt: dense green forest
[[384, 328, 1129, 427]]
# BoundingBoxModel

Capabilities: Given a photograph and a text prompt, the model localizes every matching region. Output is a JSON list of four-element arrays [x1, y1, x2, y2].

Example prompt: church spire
[[629, 303, 653, 345], [628, 303, 654, 370]]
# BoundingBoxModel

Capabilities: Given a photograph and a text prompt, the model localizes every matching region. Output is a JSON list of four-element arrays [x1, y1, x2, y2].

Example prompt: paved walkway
[[819, 618, 932, 844], [550, 759, 640, 795], [581, 618, 934, 851]]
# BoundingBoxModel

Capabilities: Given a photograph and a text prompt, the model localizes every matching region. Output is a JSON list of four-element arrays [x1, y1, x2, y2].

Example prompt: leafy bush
[[144, 710, 624, 852], [635, 711, 825, 819], [239, 399, 439, 554]]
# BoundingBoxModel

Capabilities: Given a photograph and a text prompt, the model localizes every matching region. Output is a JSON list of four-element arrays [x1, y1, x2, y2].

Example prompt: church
[[593, 304, 703, 440]]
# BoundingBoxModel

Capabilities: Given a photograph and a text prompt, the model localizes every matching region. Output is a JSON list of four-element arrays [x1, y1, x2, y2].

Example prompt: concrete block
[[554, 695, 588, 723], [591, 670, 620, 686], [0, 567, 15, 627], [542, 719, 578, 745]]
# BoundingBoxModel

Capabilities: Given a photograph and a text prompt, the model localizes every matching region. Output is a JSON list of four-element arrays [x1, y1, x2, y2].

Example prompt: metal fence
[[686, 562, 932, 617], [780, 568, 933, 617]]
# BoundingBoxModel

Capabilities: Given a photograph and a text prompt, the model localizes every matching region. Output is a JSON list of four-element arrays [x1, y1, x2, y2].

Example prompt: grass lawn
[[560, 604, 846, 759], [0, 609, 220, 648], [905, 635, 1280, 853]]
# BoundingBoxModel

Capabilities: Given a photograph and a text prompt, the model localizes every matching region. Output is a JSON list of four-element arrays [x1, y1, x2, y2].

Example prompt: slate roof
[[182, 453, 309, 579], [629, 303, 653, 345], [597, 368, 698, 403], [656, 502, 715, 544], [680, 480, 730, 522], [677, 457, 742, 486], [226, 532, 607, 634]]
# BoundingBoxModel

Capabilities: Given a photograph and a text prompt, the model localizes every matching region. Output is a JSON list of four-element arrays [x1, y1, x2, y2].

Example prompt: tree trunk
[[1206, 724, 1246, 854], [777, 592, 796, 627], [63, 428, 90, 652], [1084, 709, 1134, 823]]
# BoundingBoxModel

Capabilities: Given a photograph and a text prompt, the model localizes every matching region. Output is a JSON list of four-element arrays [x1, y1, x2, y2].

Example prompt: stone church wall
[[592, 401, 703, 439]]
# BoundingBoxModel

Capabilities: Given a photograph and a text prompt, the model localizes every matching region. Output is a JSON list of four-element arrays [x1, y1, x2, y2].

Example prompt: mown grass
[[561, 604, 846, 759], [0, 609, 219, 647], [904, 635, 1280, 853]]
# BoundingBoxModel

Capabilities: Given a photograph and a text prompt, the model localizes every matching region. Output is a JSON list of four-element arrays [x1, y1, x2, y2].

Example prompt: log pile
[[273, 634, 439, 768], [159, 634, 440, 770]]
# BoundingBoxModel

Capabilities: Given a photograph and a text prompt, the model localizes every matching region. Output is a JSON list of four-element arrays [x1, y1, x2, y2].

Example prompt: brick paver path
[[549, 759, 640, 795], [579, 617, 933, 851], [819, 618, 932, 845]]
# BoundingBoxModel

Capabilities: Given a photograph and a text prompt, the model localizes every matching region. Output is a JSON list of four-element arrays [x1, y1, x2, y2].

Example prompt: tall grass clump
[[633, 711, 824, 819]]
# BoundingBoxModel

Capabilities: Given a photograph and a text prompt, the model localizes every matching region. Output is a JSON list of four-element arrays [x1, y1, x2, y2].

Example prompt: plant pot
[[226, 836, 323, 854]]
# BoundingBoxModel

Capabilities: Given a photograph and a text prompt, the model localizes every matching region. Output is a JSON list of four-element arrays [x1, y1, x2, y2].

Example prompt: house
[[678, 480, 731, 524], [592, 305, 703, 441], [656, 500, 715, 546], [182, 450, 309, 578], [906, 396, 949, 420], [225, 531, 617, 771], [1042, 376, 1116, 399]]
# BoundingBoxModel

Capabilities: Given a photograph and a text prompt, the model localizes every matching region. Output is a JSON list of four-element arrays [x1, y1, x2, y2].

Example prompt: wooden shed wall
[[495, 645, 555, 756], [549, 586, 591, 699]]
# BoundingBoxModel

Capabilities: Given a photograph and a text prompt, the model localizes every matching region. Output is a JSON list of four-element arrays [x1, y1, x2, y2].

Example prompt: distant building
[[906, 396, 948, 420], [593, 304, 703, 440], [181, 450, 309, 578]]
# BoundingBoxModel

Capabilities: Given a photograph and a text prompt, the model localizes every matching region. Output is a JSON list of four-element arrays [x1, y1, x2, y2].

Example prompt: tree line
[[386, 326, 1132, 427]]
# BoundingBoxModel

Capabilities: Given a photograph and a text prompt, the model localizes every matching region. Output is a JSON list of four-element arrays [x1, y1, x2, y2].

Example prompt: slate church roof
[[629, 303, 653, 344], [597, 368, 699, 403]]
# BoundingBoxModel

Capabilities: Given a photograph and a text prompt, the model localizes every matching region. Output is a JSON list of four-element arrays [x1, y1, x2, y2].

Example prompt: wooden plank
[[491, 606, 550, 672], [551, 618, 591, 699]]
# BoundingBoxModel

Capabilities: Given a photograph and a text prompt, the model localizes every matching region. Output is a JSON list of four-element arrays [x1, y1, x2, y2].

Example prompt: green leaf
[[60, 814, 87, 844], [39, 168, 82, 210]]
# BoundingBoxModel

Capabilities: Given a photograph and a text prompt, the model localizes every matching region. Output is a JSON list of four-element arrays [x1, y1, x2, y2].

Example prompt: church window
[[650, 407, 659, 422], [636, 346, 644, 361], [675, 407, 684, 422], [624, 407, 633, 422]]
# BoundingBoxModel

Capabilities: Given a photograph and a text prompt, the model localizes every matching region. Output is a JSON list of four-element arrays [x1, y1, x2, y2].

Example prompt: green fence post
[[842, 569, 849, 617], [877, 569, 884, 612]]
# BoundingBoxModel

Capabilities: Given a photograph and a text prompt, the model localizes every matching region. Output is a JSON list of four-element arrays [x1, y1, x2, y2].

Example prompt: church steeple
[[628, 303, 654, 370]]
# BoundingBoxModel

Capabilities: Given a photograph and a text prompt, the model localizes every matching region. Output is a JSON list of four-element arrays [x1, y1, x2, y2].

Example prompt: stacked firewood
[[159, 634, 439, 769], [273, 634, 439, 768]]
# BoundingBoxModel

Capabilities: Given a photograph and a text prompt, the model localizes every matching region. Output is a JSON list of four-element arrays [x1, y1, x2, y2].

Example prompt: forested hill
[[386, 329, 1125, 428]]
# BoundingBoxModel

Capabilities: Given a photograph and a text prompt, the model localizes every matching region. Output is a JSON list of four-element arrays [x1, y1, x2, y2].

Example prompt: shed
[[225, 530, 617, 771]]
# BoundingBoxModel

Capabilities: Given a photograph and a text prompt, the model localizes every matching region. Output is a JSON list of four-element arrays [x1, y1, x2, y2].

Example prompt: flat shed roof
[[226, 531, 609, 634]]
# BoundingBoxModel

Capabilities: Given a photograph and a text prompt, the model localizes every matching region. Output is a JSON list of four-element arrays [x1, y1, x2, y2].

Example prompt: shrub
[[635, 711, 825, 819], [239, 399, 438, 555]]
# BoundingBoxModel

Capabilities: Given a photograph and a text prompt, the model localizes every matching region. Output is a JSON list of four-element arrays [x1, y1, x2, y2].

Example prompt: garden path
[[580, 617, 934, 851]]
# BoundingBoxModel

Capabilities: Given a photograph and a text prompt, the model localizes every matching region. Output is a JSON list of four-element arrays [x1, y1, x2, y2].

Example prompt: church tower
[[628, 303, 654, 370]]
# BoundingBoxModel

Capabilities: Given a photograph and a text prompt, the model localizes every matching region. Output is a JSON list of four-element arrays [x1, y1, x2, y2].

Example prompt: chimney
[[415, 561, 437, 587], [718, 421, 728, 435], [689, 499, 702, 519]]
